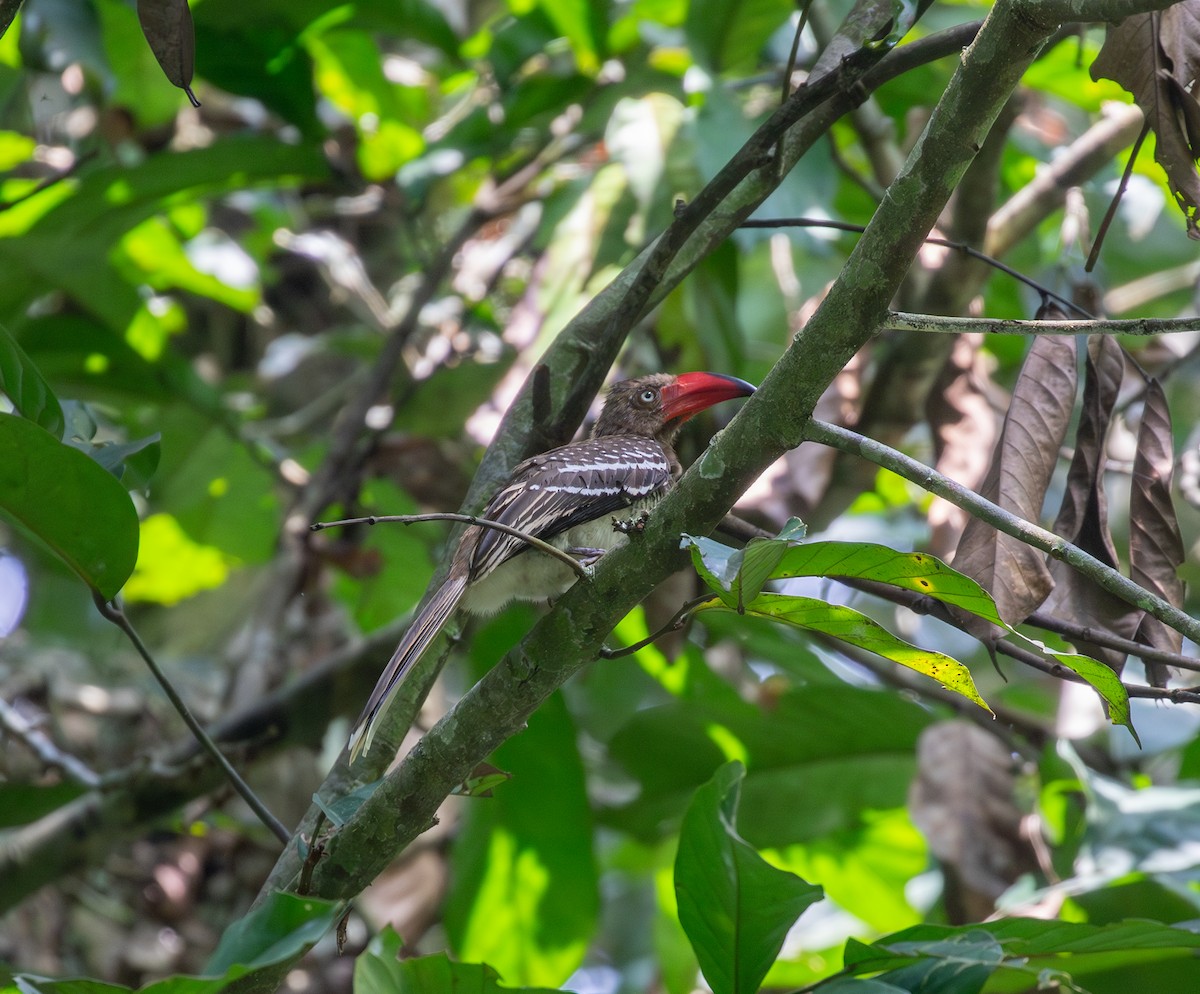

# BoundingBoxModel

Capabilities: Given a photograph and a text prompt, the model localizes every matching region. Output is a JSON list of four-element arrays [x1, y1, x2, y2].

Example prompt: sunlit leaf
[[675, 761, 823, 994], [122, 513, 231, 605], [773, 540, 1007, 627], [446, 693, 598, 987], [1048, 648, 1138, 745], [699, 593, 992, 715]]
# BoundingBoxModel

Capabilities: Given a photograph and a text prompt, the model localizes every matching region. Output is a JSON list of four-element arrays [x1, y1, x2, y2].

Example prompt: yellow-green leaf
[[701, 593, 992, 715]]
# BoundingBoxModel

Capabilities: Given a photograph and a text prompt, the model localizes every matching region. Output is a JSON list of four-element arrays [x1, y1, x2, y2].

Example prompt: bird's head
[[594, 371, 756, 442]]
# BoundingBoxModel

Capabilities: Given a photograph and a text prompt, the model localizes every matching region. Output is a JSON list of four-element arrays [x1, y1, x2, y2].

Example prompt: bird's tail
[[348, 573, 468, 761]]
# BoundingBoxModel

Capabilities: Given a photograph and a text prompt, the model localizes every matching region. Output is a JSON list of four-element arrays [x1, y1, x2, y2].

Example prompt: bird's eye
[[638, 388, 658, 406]]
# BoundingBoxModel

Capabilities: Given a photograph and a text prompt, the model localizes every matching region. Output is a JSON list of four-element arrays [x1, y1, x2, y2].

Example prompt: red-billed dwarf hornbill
[[348, 371, 756, 759]]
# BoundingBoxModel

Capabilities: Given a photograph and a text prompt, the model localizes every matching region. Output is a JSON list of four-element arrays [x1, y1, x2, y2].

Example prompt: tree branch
[[802, 418, 1200, 646], [886, 311, 1200, 336], [93, 595, 291, 845]]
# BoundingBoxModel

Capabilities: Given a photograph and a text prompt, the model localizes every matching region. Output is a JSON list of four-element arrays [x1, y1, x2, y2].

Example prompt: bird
[[348, 370, 756, 759]]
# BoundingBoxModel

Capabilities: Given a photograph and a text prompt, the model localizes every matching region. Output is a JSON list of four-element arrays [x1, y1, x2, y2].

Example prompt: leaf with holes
[[698, 593, 992, 715], [773, 541, 1007, 628]]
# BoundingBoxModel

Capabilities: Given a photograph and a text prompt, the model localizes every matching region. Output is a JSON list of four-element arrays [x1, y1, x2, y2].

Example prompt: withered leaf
[[927, 334, 999, 559], [1160, 2, 1200, 97], [952, 335, 1077, 635], [1091, 6, 1200, 237], [1044, 336, 1142, 672], [137, 0, 200, 108], [908, 721, 1036, 923], [1130, 380, 1186, 686]]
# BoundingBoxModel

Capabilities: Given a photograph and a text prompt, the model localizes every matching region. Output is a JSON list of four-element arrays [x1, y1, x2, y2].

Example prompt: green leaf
[[535, 0, 606, 73], [682, 519, 804, 608], [0, 413, 139, 599], [356, 932, 564, 993], [0, 782, 87, 828], [445, 692, 598, 987], [0, 138, 329, 332], [843, 918, 1200, 982], [685, 0, 793, 74], [1042, 646, 1138, 745], [700, 593, 992, 715], [0, 323, 65, 438], [675, 761, 823, 994], [203, 891, 341, 975], [312, 780, 381, 827], [772, 541, 1007, 628], [606, 680, 931, 842], [79, 434, 161, 489]]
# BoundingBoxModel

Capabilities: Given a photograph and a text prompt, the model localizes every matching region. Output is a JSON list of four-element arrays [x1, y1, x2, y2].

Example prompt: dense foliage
[[4, 1, 1200, 992]]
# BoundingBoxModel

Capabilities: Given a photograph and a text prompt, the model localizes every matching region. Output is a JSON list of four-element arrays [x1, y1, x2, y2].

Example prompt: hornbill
[[348, 371, 756, 759]]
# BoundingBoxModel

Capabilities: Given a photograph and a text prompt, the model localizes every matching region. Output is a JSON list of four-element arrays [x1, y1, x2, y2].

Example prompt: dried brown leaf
[[1091, 6, 1200, 237], [1044, 336, 1142, 671], [927, 334, 999, 559], [952, 335, 1077, 632], [1130, 380, 1185, 686], [908, 721, 1037, 923], [137, 0, 200, 108], [1160, 2, 1200, 97]]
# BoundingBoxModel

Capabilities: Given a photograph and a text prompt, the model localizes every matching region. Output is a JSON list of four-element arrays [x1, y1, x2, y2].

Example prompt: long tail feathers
[[348, 573, 468, 762]]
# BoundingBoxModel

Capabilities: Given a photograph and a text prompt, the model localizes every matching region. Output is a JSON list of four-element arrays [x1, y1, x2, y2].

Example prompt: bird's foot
[[566, 547, 607, 573], [612, 510, 650, 535]]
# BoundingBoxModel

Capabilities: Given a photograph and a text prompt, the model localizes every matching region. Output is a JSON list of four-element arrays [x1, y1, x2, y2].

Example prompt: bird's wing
[[469, 435, 673, 578]]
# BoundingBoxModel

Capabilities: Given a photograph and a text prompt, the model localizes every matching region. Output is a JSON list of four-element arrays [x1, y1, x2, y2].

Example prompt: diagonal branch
[[803, 418, 1200, 645]]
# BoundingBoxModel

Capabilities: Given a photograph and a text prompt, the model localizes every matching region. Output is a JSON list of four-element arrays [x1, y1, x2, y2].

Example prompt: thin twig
[[598, 594, 716, 658], [1086, 119, 1150, 273], [92, 593, 291, 845], [0, 697, 101, 788], [311, 512, 592, 581], [993, 638, 1200, 705], [1026, 610, 1200, 674], [780, 1, 814, 105], [741, 216, 1095, 318]]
